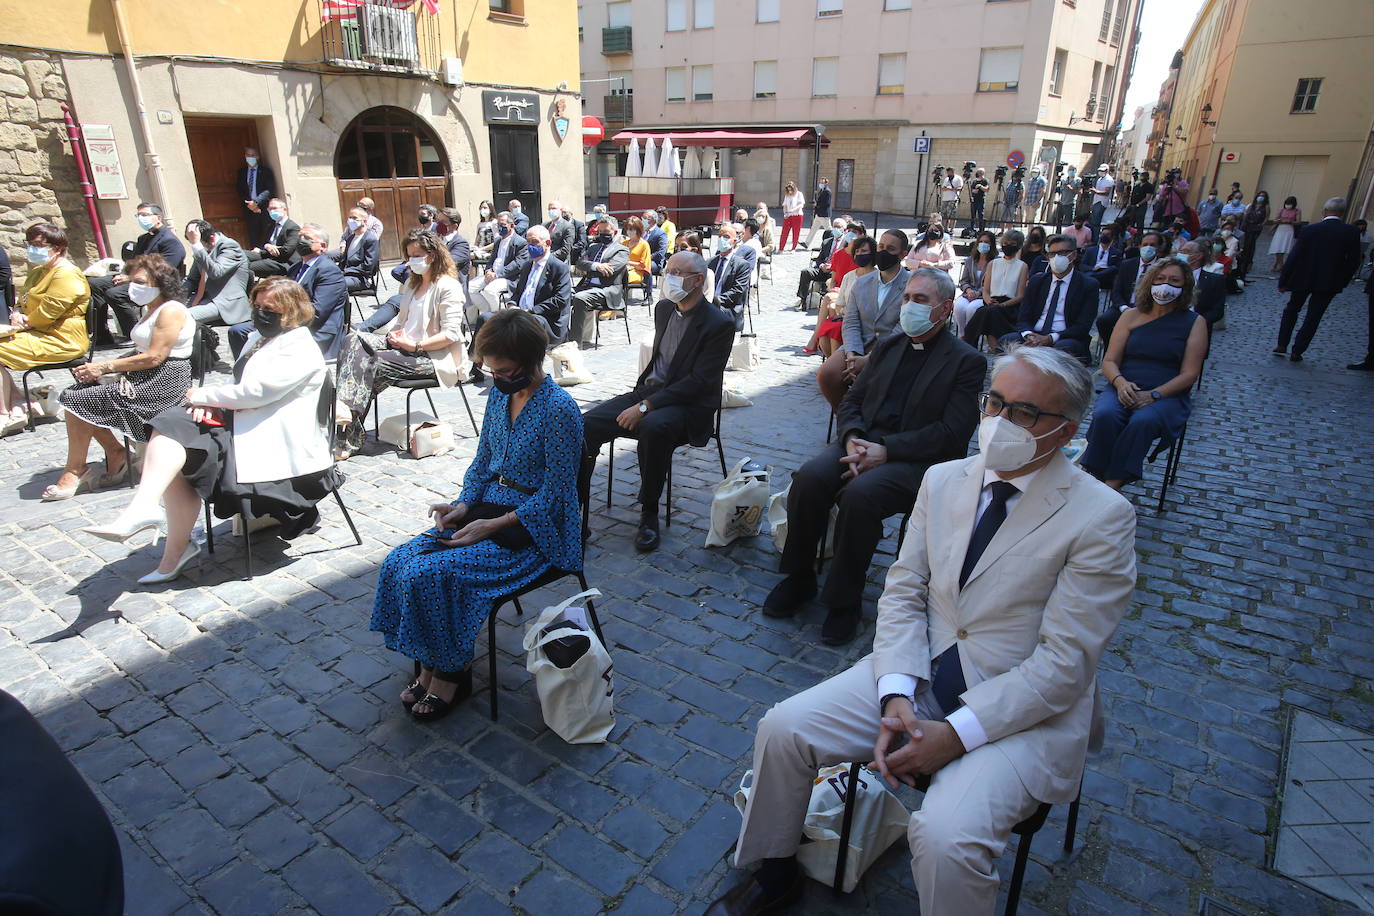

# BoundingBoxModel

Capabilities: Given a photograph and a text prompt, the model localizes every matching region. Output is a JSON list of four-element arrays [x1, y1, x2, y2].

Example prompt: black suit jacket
[[494, 232, 529, 280], [1279, 217, 1362, 293], [257, 218, 300, 266], [235, 163, 276, 210], [1080, 244, 1122, 287], [131, 225, 187, 274], [294, 256, 348, 360], [545, 218, 575, 262], [1015, 271, 1099, 344], [1193, 270, 1227, 326], [0, 245, 11, 311], [511, 210, 530, 235], [337, 231, 380, 280], [446, 231, 471, 279], [569, 218, 587, 263], [813, 233, 837, 267], [711, 247, 756, 312], [636, 296, 735, 446], [1111, 256, 1156, 308], [837, 328, 986, 465], [510, 256, 573, 343]]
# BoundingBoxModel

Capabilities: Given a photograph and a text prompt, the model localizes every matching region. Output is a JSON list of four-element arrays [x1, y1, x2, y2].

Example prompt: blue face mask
[[527, 243, 546, 260], [245, 156, 257, 167], [268, 209, 285, 223], [25, 245, 51, 266], [136, 214, 156, 231], [977, 242, 991, 254], [1139, 245, 1157, 262], [899, 300, 937, 338]]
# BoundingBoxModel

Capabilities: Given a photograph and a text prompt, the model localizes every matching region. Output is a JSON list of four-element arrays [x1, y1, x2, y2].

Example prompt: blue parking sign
[[913, 136, 930, 154]]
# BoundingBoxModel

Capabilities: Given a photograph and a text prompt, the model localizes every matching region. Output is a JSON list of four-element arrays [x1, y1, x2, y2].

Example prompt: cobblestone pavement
[[1, 245, 1371, 915]]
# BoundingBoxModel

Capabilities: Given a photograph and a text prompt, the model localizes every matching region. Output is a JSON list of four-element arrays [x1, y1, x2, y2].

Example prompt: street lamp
[[1200, 103, 1217, 127]]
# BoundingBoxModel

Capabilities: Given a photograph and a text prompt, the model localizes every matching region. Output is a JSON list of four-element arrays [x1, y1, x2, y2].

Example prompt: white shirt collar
[[982, 465, 1042, 496]]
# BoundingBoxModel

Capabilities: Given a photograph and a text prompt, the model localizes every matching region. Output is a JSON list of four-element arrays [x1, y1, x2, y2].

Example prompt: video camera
[[994, 164, 1008, 184], [1011, 165, 1026, 182], [962, 161, 976, 179]]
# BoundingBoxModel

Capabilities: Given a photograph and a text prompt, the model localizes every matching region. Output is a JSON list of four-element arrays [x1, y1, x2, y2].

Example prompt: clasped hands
[[428, 502, 506, 547], [840, 437, 887, 479], [872, 696, 965, 789], [1112, 377, 1153, 410]]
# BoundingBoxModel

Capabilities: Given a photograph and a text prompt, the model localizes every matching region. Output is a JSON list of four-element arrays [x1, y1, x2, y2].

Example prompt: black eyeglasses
[[979, 393, 1069, 430]]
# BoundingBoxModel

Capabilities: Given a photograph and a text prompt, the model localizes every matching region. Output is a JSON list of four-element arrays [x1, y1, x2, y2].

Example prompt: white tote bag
[[379, 411, 439, 448], [767, 483, 837, 557], [705, 459, 770, 547], [547, 341, 594, 386], [720, 388, 753, 409], [522, 588, 614, 744], [408, 421, 455, 459], [734, 764, 909, 894], [637, 335, 656, 376], [729, 334, 760, 371]]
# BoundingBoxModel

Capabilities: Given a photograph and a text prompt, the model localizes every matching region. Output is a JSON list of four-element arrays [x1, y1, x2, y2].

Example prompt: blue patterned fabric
[[369, 374, 584, 671]]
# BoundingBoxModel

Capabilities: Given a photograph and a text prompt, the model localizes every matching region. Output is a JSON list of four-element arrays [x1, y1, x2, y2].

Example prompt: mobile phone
[[425, 529, 458, 540]]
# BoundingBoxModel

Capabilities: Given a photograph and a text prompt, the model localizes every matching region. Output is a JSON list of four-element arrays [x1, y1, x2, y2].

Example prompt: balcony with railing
[[602, 26, 632, 55], [317, 0, 442, 76], [604, 94, 633, 122]]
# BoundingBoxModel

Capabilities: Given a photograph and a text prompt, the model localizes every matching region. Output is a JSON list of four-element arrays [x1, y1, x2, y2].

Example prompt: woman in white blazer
[[334, 228, 467, 457], [83, 277, 333, 584]]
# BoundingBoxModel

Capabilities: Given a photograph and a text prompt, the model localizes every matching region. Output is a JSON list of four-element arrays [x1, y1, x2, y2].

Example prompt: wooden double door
[[184, 117, 260, 246], [335, 178, 450, 262]]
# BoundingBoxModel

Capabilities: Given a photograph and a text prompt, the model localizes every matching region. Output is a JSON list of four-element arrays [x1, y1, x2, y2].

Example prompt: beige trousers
[[734, 655, 1040, 916], [803, 215, 832, 249]]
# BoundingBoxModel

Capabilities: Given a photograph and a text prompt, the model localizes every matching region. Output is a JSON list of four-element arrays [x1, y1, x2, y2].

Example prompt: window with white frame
[[695, 0, 714, 28], [1098, 65, 1115, 120], [666, 0, 687, 31], [757, 0, 780, 21], [666, 67, 686, 103], [977, 47, 1021, 92], [607, 1, 631, 27], [754, 60, 777, 99], [877, 53, 905, 95], [692, 65, 713, 101], [609, 69, 633, 95], [1291, 77, 1322, 113], [1050, 48, 1067, 96], [884, 0, 912, 8], [818, 0, 843, 16], [812, 57, 839, 97]]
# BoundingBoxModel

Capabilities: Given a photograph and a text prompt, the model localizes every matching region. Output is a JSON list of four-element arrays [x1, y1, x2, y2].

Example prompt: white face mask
[[1151, 283, 1182, 304], [480, 207, 491, 218], [346, 218, 361, 232], [663, 274, 696, 303], [127, 282, 159, 306], [978, 415, 1067, 472], [1049, 254, 1071, 275], [408, 255, 429, 274]]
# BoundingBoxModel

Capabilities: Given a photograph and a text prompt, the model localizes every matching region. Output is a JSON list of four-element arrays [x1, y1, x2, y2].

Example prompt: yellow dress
[[0, 259, 90, 370], [661, 219, 677, 251], [627, 238, 651, 285]]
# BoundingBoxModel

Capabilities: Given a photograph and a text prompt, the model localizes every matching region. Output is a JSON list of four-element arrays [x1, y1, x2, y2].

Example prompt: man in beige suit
[[708, 347, 1137, 916]]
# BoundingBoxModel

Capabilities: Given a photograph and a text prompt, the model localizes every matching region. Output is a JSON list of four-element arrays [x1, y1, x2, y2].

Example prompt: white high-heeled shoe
[[137, 541, 201, 585], [82, 507, 165, 543]]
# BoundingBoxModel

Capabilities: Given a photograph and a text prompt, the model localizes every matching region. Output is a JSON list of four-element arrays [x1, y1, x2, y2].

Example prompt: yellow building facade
[[0, 0, 583, 262], [1160, 0, 1374, 221]]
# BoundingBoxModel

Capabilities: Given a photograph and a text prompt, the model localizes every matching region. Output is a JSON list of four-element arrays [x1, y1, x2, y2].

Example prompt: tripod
[[988, 175, 1007, 229]]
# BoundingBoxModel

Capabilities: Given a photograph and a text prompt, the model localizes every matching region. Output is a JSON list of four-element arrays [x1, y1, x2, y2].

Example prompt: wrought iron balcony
[[604, 94, 633, 122], [318, 0, 441, 75]]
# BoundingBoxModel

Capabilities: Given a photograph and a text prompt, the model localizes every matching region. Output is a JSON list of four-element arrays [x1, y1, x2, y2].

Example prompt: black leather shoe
[[1348, 361, 1374, 371], [1290, 353, 1304, 363], [634, 517, 660, 553], [820, 605, 861, 645], [762, 574, 817, 618], [704, 872, 802, 916], [1271, 348, 1287, 357]]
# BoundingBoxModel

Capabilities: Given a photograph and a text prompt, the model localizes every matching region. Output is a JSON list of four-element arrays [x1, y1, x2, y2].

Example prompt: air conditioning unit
[[358, 5, 419, 66], [442, 57, 463, 87]]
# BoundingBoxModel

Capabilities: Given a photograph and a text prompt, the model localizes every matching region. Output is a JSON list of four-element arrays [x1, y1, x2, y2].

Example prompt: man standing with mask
[[236, 147, 276, 248], [763, 268, 985, 645], [579, 251, 734, 552], [712, 347, 1135, 916], [804, 177, 834, 251]]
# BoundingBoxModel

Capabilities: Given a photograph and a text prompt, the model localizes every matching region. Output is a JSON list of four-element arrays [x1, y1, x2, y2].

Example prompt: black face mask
[[928, 231, 943, 241], [296, 238, 316, 257], [875, 250, 902, 271], [852, 251, 875, 268], [1002, 245, 1020, 256], [597, 232, 613, 243], [499, 224, 512, 236], [493, 372, 532, 395], [252, 307, 285, 338]]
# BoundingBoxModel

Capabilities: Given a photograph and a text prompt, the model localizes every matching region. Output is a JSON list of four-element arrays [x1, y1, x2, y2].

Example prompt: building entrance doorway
[[489, 127, 542, 221], [184, 117, 261, 247]]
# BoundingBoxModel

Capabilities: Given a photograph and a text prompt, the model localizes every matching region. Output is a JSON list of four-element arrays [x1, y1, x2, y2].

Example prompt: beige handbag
[[408, 421, 455, 459], [729, 334, 760, 371], [547, 341, 594, 386]]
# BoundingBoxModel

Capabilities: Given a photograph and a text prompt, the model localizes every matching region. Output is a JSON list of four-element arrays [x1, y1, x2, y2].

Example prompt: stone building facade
[[0, 46, 96, 272]]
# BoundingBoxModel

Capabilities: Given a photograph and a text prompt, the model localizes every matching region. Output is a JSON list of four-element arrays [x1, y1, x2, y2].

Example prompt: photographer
[[939, 167, 964, 231], [969, 166, 989, 232], [1056, 165, 1081, 227], [1089, 165, 1116, 239], [1156, 168, 1190, 228], [1022, 166, 1048, 225], [1002, 167, 1024, 229]]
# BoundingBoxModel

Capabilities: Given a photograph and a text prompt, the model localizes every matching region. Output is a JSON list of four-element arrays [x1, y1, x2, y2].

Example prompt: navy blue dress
[[1082, 308, 1199, 483], [370, 375, 583, 671]]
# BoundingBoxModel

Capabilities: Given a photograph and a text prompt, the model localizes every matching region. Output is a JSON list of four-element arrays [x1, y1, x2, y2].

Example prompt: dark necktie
[[291, 261, 307, 282], [932, 480, 1020, 715], [1040, 280, 1063, 335]]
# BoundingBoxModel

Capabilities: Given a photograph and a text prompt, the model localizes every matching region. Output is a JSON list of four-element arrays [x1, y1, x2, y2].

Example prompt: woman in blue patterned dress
[[370, 309, 583, 721]]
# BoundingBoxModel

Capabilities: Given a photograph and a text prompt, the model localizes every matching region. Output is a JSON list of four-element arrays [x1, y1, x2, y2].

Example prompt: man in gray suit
[[569, 216, 629, 349], [818, 228, 911, 410], [182, 219, 251, 327], [709, 223, 757, 331]]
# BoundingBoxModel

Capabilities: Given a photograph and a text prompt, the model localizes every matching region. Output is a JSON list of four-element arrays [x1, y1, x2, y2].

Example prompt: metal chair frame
[[20, 305, 97, 431], [370, 376, 480, 447]]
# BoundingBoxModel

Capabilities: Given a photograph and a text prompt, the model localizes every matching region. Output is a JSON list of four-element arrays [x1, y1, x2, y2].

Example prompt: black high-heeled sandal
[[410, 669, 472, 722], [400, 679, 426, 711]]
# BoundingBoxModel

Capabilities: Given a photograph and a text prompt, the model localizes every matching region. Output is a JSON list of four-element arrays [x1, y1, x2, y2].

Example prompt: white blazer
[[189, 326, 330, 484], [391, 274, 469, 388], [873, 451, 1137, 804]]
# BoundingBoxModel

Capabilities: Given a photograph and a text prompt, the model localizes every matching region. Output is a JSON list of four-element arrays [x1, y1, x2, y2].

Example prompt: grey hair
[[641, 211, 658, 226], [1323, 197, 1346, 213], [832, 217, 847, 229], [497, 210, 512, 222], [524, 224, 550, 244], [599, 215, 619, 234], [302, 222, 329, 248], [674, 249, 707, 278], [909, 266, 956, 303], [991, 345, 1093, 421]]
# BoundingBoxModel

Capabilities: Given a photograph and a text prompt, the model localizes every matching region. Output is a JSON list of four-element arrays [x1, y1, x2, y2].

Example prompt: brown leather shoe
[[703, 872, 802, 915]]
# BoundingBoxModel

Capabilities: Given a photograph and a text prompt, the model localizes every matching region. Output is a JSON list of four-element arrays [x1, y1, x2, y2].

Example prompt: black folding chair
[[20, 304, 96, 431], [1146, 420, 1188, 513], [591, 277, 633, 349], [370, 375, 480, 447], [346, 266, 382, 332]]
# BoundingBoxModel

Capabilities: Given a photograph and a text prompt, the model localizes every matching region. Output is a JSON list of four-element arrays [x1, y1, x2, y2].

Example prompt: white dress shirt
[[1024, 275, 1069, 342], [518, 255, 548, 312]]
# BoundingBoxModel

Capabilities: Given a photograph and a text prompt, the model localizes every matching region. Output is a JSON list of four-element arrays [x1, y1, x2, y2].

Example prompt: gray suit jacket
[[842, 266, 910, 354], [575, 240, 629, 310], [185, 237, 252, 324]]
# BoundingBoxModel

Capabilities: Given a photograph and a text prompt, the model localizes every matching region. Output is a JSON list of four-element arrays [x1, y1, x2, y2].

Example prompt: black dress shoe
[[1290, 353, 1304, 363], [820, 605, 861, 645], [704, 871, 802, 916], [1271, 348, 1287, 357], [762, 574, 817, 618], [468, 366, 486, 384], [1348, 361, 1374, 371], [634, 517, 660, 553]]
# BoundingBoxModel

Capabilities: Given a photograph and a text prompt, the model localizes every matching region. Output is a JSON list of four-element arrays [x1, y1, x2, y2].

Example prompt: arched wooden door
[[335, 107, 451, 261]]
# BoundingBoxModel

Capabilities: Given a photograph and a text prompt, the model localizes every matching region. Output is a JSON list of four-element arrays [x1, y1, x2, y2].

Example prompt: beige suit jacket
[[873, 451, 1137, 804]]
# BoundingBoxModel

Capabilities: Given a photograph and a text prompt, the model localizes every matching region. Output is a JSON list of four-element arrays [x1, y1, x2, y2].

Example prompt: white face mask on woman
[[1151, 283, 1182, 304], [127, 282, 160, 306], [408, 255, 429, 275]]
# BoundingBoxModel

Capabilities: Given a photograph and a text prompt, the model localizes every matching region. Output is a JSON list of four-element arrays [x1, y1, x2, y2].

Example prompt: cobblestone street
[[2, 246, 1372, 915]]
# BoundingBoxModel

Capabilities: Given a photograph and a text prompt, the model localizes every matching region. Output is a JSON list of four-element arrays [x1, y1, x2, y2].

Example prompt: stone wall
[[0, 46, 96, 275]]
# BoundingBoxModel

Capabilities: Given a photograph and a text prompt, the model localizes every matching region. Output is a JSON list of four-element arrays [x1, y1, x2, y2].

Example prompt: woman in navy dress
[[1082, 257, 1208, 490], [370, 310, 583, 721]]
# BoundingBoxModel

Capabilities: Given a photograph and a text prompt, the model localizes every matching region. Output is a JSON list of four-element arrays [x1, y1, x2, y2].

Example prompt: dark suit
[[235, 162, 277, 247], [546, 218, 575, 263], [1002, 270, 1099, 359], [228, 255, 348, 360], [0, 245, 12, 312], [334, 230, 380, 291], [1099, 255, 1156, 348], [645, 226, 669, 273], [511, 209, 530, 236], [782, 328, 985, 608], [711, 246, 757, 330], [570, 239, 629, 347], [1080, 243, 1122, 291], [1192, 269, 1227, 328], [248, 217, 301, 277], [579, 295, 735, 511], [797, 232, 837, 300], [569, 218, 587, 264], [508, 255, 573, 344], [90, 225, 188, 341], [1277, 217, 1363, 356]]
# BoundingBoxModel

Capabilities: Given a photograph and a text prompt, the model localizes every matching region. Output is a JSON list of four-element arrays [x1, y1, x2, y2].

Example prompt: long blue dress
[[370, 375, 584, 671], [1082, 308, 1199, 483]]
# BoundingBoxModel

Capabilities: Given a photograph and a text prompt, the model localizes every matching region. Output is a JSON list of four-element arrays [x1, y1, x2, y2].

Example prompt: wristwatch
[[638, 401, 650, 414], [1150, 390, 1162, 400]]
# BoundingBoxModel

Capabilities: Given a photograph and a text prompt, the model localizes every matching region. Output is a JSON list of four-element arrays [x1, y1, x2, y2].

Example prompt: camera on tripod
[[994, 164, 1008, 184], [1011, 165, 1026, 182], [962, 161, 976, 179]]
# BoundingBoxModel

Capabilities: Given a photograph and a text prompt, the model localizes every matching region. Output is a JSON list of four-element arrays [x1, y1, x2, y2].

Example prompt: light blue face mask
[[136, 214, 157, 231], [900, 300, 936, 338], [25, 245, 51, 266], [977, 242, 991, 254]]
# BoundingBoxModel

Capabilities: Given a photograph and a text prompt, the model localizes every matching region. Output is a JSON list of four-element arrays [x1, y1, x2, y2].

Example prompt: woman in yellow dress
[[1, 223, 90, 432]]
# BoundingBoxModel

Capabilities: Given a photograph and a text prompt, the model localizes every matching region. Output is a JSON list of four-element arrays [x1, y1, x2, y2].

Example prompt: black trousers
[[1363, 287, 1374, 364], [249, 255, 290, 278], [1276, 289, 1338, 356], [797, 266, 830, 302], [963, 300, 1018, 344], [579, 390, 694, 512], [970, 197, 985, 231], [779, 443, 924, 609], [88, 274, 140, 341]]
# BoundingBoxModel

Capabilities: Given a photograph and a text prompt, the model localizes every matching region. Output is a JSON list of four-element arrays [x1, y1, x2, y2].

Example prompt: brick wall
[[0, 47, 94, 271]]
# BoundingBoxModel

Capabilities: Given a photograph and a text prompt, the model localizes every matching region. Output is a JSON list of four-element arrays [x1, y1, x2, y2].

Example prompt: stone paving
[[1, 242, 1372, 915]]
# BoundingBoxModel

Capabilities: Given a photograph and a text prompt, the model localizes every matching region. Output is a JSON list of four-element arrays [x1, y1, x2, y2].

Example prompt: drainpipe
[[60, 104, 109, 259], [109, 0, 172, 226]]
